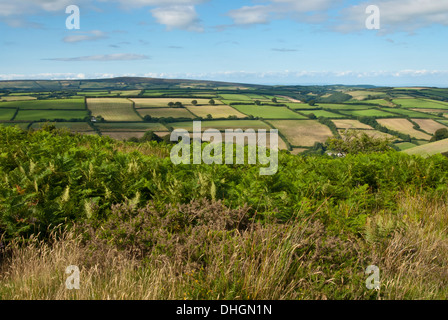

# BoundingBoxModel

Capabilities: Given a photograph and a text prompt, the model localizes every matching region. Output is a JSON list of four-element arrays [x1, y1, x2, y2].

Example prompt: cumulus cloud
[[44, 53, 150, 61], [63, 30, 107, 43], [335, 0, 448, 33], [151, 5, 203, 31]]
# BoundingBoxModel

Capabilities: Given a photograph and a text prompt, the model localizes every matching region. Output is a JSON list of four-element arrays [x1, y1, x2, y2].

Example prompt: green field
[[299, 110, 346, 118], [87, 98, 142, 121], [30, 122, 93, 132], [232, 105, 306, 119], [131, 98, 218, 108], [218, 94, 253, 101], [381, 108, 439, 118], [0, 98, 86, 110], [317, 103, 373, 110], [404, 138, 448, 157], [394, 142, 418, 151], [0, 109, 16, 120], [340, 109, 397, 118], [286, 103, 322, 110], [15, 110, 88, 121], [393, 99, 448, 109]]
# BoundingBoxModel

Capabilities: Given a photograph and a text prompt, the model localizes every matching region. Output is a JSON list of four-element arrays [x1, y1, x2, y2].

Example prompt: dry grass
[[377, 118, 432, 140], [1, 194, 448, 300], [412, 119, 447, 135]]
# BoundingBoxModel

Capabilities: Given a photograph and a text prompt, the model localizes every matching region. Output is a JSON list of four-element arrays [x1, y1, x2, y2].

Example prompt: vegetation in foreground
[[1, 126, 448, 299]]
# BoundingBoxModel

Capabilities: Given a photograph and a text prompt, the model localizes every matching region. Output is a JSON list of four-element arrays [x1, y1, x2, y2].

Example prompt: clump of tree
[[191, 100, 198, 106], [326, 129, 394, 155], [430, 128, 448, 142], [271, 97, 277, 103], [209, 99, 216, 105]]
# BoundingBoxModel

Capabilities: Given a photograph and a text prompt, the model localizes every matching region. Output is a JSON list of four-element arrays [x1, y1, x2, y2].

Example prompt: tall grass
[[1, 193, 447, 300]]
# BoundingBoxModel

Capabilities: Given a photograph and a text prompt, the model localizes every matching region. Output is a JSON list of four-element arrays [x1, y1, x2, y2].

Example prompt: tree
[[254, 100, 261, 106], [271, 97, 278, 103], [430, 128, 448, 142], [326, 129, 393, 155], [168, 102, 174, 107], [191, 100, 198, 106], [206, 114, 213, 119], [308, 100, 316, 106], [209, 99, 215, 105], [307, 113, 317, 120], [143, 115, 152, 122]]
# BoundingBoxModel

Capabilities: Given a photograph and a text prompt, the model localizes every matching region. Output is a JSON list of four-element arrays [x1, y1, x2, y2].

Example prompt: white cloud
[[44, 53, 150, 61], [151, 5, 203, 31], [63, 30, 107, 43], [228, 5, 271, 25]]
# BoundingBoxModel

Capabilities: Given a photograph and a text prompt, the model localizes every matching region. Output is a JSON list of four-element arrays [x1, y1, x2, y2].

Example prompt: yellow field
[[377, 118, 432, 140], [412, 119, 447, 134], [332, 119, 374, 130], [0, 96, 37, 101], [347, 90, 386, 100], [338, 129, 395, 140], [267, 120, 333, 147], [186, 105, 246, 119], [101, 131, 146, 140], [136, 108, 196, 119], [290, 148, 308, 155], [131, 98, 222, 108], [87, 98, 142, 121]]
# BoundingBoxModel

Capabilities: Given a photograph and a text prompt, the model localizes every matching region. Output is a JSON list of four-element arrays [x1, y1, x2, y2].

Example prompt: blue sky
[[1, 0, 448, 86]]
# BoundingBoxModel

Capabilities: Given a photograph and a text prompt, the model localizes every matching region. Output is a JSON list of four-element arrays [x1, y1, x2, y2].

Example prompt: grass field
[[267, 120, 332, 147], [95, 122, 168, 131], [30, 122, 93, 132], [186, 105, 246, 119], [395, 142, 418, 151], [232, 105, 306, 119], [131, 98, 220, 108], [0, 98, 86, 110], [0, 109, 16, 120], [299, 110, 346, 118], [136, 108, 196, 119], [381, 108, 438, 118], [101, 131, 146, 140], [377, 118, 433, 140], [170, 120, 271, 132], [412, 119, 448, 134], [218, 94, 252, 101], [111, 90, 142, 96], [393, 99, 448, 109], [287, 103, 323, 110], [15, 110, 88, 121], [318, 103, 373, 110], [403, 138, 448, 157], [331, 119, 374, 129], [340, 109, 397, 118], [347, 90, 387, 100], [87, 98, 142, 121], [0, 122, 30, 129]]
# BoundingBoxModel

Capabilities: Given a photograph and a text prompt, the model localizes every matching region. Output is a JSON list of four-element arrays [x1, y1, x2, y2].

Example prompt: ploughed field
[[2, 86, 448, 153]]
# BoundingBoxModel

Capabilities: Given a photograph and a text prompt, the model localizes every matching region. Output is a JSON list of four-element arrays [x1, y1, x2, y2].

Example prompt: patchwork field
[[95, 122, 168, 131], [0, 109, 16, 120], [131, 98, 221, 108], [338, 129, 395, 140], [170, 120, 271, 132], [15, 110, 88, 121], [218, 94, 252, 101], [285, 103, 318, 110], [347, 90, 386, 100], [185, 105, 245, 119], [393, 99, 448, 109], [267, 120, 333, 147], [395, 142, 418, 151], [381, 108, 438, 118], [318, 103, 373, 110], [299, 110, 345, 118], [331, 119, 374, 130], [340, 109, 397, 118], [232, 105, 306, 119], [0, 122, 31, 130], [377, 118, 432, 140], [0, 96, 37, 102], [111, 90, 142, 96], [412, 119, 447, 134], [87, 98, 142, 121], [136, 108, 195, 119], [404, 138, 448, 157], [101, 131, 146, 140], [0, 98, 86, 110], [30, 122, 93, 132]]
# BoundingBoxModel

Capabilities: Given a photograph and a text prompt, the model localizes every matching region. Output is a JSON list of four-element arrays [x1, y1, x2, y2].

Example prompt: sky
[[1, 0, 448, 87]]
